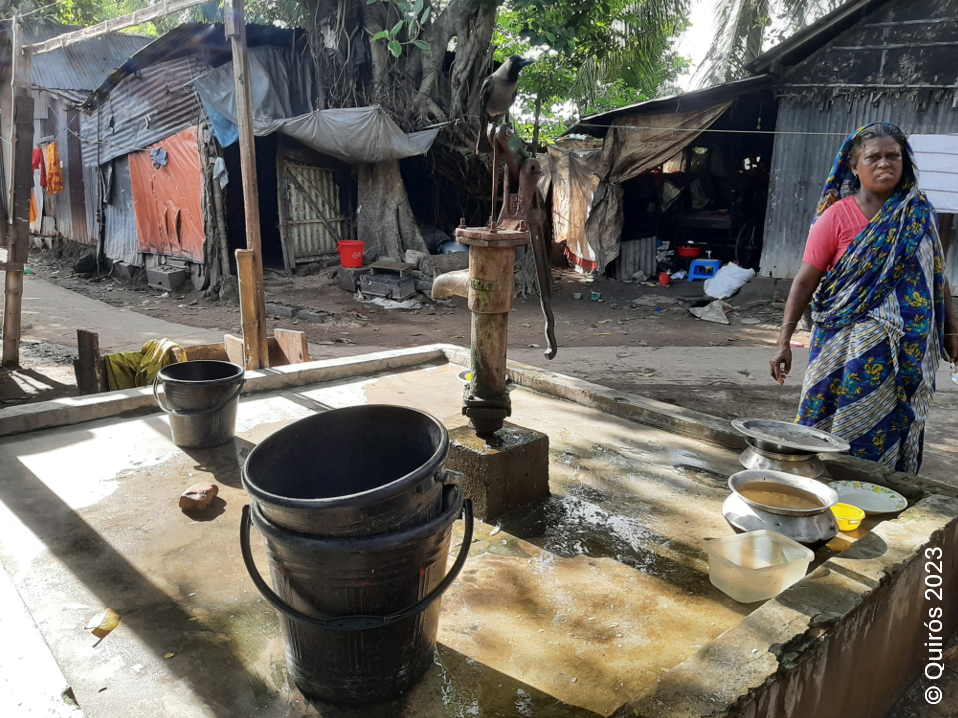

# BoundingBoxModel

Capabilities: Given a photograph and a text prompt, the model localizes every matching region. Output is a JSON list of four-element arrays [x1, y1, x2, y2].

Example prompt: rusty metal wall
[[279, 159, 346, 266], [79, 56, 205, 168], [760, 92, 958, 281], [103, 155, 140, 266]]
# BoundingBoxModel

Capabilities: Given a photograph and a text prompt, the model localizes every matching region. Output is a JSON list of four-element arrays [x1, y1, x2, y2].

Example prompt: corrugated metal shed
[[83, 23, 308, 107], [79, 56, 206, 167], [24, 23, 151, 95], [103, 155, 140, 265], [761, 93, 958, 280], [759, 0, 958, 283]]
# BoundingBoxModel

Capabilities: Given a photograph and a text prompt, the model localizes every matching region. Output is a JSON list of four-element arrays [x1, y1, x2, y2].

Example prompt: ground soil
[[2, 247, 795, 407]]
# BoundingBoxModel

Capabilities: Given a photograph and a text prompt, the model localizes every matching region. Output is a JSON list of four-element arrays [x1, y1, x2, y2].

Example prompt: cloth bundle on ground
[[104, 339, 184, 391]]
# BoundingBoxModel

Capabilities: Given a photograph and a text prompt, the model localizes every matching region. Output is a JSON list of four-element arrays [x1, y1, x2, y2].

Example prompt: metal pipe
[[431, 268, 469, 300]]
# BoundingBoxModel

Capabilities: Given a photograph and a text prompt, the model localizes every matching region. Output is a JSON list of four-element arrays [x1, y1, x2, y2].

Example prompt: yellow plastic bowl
[[832, 502, 865, 532]]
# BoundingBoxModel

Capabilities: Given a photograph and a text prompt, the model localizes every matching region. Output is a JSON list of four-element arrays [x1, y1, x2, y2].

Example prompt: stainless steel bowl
[[739, 445, 826, 479], [731, 418, 850, 456], [728, 469, 838, 517]]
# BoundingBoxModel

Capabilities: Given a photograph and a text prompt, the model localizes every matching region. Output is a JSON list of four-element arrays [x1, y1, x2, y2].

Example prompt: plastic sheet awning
[[194, 51, 438, 163]]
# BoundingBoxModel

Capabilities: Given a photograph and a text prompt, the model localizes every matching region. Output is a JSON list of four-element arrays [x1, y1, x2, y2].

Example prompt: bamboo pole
[[226, 0, 269, 369], [24, 0, 212, 55], [2, 18, 34, 367]]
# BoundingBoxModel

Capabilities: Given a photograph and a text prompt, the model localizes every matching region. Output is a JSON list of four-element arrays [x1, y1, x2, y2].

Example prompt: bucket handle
[[153, 373, 246, 417], [240, 499, 473, 632]]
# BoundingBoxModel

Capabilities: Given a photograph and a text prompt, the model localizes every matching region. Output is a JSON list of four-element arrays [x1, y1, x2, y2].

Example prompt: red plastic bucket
[[337, 240, 365, 268], [659, 272, 671, 286]]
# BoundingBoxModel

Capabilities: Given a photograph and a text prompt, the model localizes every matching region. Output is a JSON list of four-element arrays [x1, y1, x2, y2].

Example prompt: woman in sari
[[771, 122, 958, 474]]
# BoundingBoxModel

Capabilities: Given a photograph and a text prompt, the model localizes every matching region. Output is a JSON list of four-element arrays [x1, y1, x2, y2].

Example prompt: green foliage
[[366, 0, 431, 57], [494, 0, 691, 145]]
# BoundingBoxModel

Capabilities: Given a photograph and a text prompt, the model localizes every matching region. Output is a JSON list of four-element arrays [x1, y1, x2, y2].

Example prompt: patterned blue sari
[[796, 124, 946, 474]]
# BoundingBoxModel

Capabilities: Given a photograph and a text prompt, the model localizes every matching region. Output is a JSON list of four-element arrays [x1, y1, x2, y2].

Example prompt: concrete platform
[[0, 347, 956, 718]]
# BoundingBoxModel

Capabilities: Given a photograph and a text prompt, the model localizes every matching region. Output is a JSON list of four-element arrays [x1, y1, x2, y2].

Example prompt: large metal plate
[[731, 418, 850, 454]]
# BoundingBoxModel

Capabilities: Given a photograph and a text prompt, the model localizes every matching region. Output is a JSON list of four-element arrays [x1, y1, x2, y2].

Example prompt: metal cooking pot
[[723, 469, 839, 547]]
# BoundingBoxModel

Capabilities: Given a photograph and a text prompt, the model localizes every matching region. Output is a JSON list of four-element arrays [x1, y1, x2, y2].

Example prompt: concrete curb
[[0, 345, 448, 438], [439, 346, 748, 450], [615, 494, 958, 718]]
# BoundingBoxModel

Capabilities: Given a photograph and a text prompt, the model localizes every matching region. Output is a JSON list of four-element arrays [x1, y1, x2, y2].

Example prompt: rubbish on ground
[[670, 270, 687, 280], [705, 264, 755, 299], [355, 292, 422, 310], [164, 653, 175, 659], [739, 318, 762, 325], [790, 342, 805, 348], [597, 320, 611, 324], [179, 482, 219, 511], [631, 271, 648, 282], [590, 291, 601, 301], [23, 267, 33, 274], [690, 300, 731, 325], [85, 608, 120, 639], [529, 344, 541, 348], [572, 293, 583, 300], [594, 333, 611, 336]]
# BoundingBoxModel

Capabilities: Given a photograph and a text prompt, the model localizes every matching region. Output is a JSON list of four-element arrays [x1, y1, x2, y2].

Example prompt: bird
[[476, 55, 535, 155]]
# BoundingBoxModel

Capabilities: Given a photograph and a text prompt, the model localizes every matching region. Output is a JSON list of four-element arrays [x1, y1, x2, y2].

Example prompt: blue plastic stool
[[689, 259, 722, 281]]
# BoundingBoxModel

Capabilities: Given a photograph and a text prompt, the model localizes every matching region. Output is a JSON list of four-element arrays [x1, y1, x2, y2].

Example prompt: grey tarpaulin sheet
[[554, 101, 733, 270], [194, 48, 438, 163]]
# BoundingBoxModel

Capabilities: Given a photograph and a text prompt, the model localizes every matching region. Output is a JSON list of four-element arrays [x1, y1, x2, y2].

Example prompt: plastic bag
[[704, 263, 755, 299]]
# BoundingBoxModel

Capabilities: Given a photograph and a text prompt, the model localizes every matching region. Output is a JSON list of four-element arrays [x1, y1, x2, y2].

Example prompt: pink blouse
[[802, 196, 869, 272]]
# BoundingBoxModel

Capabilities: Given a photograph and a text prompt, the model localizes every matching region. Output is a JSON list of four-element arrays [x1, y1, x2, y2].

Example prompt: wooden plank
[[227, 0, 269, 370], [235, 250, 267, 369], [170, 343, 229, 363], [74, 330, 107, 395], [24, 0, 212, 55], [0, 263, 24, 271], [274, 328, 309, 365], [223, 333, 245, 365]]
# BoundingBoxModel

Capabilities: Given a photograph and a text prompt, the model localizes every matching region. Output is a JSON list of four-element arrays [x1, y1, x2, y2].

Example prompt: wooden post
[[2, 18, 34, 368], [225, 0, 268, 369]]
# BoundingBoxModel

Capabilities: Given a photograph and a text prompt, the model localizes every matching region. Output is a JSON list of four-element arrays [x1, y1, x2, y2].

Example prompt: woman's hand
[[770, 346, 792, 385], [945, 333, 958, 364]]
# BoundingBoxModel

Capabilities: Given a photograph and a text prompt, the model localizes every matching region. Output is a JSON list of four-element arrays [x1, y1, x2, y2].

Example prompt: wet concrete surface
[[0, 362, 884, 716]]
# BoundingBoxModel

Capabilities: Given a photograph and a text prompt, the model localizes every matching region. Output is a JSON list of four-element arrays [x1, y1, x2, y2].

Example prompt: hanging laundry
[[31, 148, 46, 187], [29, 188, 37, 223], [44, 142, 64, 195]]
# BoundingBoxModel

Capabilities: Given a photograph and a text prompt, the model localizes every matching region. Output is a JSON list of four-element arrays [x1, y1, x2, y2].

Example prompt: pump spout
[[431, 269, 470, 301]]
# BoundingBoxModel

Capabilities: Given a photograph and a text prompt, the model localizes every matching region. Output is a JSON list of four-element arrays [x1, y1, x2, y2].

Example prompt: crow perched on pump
[[476, 55, 535, 154]]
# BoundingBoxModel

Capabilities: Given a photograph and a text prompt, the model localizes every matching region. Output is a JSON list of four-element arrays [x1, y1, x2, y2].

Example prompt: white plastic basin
[[706, 529, 814, 603]]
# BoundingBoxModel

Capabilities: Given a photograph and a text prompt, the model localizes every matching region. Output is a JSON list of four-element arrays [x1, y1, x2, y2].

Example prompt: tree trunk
[[357, 161, 429, 261]]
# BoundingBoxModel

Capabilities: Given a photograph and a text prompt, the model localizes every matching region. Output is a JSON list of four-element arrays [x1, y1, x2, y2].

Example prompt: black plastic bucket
[[241, 486, 472, 703], [242, 405, 454, 536], [153, 360, 245, 448]]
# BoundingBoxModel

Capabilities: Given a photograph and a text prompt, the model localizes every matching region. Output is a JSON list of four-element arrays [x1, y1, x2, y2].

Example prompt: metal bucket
[[242, 405, 456, 536], [241, 486, 472, 702], [153, 360, 245, 448]]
